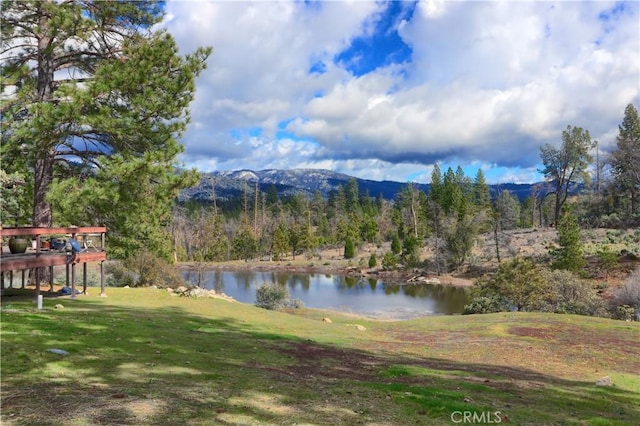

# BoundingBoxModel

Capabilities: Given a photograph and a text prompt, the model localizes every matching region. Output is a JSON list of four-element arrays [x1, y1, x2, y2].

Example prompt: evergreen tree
[[344, 237, 355, 259], [473, 169, 492, 209], [610, 103, 640, 221], [0, 1, 210, 258], [429, 164, 443, 206], [428, 165, 445, 275], [551, 208, 586, 273], [345, 178, 360, 213], [272, 223, 290, 261], [391, 234, 402, 255]]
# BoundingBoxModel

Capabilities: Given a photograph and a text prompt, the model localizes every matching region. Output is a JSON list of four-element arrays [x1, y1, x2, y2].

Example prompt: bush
[[463, 296, 509, 314], [368, 253, 377, 268], [540, 269, 607, 316], [106, 250, 185, 288], [381, 252, 399, 270], [255, 283, 288, 310], [287, 298, 305, 309], [468, 258, 550, 312], [597, 246, 618, 276], [611, 268, 640, 321], [105, 261, 136, 287], [124, 249, 185, 288]]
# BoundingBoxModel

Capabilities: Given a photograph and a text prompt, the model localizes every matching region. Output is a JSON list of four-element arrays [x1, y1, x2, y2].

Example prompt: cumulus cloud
[[164, 0, 639, 183]]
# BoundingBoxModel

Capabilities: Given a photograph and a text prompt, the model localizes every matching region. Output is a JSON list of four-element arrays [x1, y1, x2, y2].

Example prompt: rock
[[54, 304, 64, 309], [354, 324, 366, 331], [595, 376, 612, 386], [463, 396, 473, 403], [322, 317, 332, 323]]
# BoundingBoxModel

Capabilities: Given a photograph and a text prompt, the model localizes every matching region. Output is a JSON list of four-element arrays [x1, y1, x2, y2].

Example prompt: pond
[[182, 269, 469, 319]]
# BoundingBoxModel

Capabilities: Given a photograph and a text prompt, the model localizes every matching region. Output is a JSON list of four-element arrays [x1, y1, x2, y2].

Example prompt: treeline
[[171, 103, 639, 272]]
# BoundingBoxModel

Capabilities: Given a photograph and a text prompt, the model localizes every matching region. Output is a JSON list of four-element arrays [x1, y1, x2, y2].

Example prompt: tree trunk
[[494, 224, 501, 264], [33, 4, 55, 228], [33, 155, 54, 227]]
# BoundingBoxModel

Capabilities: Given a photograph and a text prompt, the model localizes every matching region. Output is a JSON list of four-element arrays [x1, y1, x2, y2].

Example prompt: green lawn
[[1, 287, 639, 425]]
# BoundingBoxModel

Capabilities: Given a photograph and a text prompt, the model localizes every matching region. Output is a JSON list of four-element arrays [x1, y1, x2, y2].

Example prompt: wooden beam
[[0, 251, 106, 272]]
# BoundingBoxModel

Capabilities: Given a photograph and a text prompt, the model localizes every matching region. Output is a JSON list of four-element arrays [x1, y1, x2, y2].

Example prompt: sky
[[161, 0, 640, 184]]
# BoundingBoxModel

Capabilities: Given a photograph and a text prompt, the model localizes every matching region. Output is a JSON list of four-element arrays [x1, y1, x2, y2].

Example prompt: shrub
[[124, 249, 185, 288], [463, 296, 509, 314], [106, 251, 184, 288], [105, 261, 136, 287], [597, 246, 618, 277], [381, 252, 398, 270], [469, 258, 550, 312], [539, 269, 607, 316], [368, 253, 377, 268], [287, 298, 305, 309], [255, 283, 288, 310], [611, 268, 640, 321]]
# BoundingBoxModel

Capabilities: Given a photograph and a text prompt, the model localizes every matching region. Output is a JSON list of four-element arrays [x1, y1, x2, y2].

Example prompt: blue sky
[[163, 0, 639, 184]]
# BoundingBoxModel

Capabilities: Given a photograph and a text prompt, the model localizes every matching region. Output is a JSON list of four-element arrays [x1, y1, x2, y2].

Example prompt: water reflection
[[182, 269, 469, 319]]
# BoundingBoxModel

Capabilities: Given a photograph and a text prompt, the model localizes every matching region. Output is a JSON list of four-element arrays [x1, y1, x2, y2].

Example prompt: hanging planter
[[8, 237, 29, 254]]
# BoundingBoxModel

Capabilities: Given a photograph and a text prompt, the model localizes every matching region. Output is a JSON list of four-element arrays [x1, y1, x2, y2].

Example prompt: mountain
[[178, 168, 537, 203]]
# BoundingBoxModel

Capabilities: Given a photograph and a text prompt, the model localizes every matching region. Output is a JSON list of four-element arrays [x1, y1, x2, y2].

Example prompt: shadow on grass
[[1, 297, 638, 425]]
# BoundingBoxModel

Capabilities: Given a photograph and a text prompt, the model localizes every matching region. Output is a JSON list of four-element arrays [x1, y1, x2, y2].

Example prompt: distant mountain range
[[178, 168, 539, 203]]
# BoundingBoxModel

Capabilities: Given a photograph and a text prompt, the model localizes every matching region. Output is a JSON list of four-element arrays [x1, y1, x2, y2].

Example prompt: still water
[[182, 269, 469, 319]]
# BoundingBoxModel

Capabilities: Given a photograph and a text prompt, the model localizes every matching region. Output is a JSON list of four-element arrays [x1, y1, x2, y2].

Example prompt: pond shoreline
[[179, 261, 474, 287]]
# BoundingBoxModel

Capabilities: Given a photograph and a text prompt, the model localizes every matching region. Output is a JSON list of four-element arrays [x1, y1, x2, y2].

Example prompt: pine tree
[[344, 237, 355, 259], [610, 104, 640, 220], [473, 169, 492, 209], [551, 208, 586, 273], [1, 1, 211, 259]]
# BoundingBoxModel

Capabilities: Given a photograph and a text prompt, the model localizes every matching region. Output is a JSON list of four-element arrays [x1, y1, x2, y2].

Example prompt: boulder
[[595, 376, 612, 386]]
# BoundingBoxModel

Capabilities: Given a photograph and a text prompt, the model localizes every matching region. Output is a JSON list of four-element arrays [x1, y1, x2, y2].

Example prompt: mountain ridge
[[178, 168, 537, 203]]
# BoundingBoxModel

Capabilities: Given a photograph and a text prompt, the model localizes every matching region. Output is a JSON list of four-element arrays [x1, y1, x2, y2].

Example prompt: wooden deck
[[1, 226, 107, 299]]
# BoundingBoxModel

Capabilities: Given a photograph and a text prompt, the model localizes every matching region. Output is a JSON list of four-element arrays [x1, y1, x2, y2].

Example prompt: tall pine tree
[[1, 1, 211, 259], [610, 104, 640, 221]]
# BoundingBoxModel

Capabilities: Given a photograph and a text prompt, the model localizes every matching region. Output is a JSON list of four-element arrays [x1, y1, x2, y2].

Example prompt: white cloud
[[166, 0, 639, 184]]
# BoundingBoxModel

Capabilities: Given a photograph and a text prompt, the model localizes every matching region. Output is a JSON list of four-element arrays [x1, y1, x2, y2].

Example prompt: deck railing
[[1, 226, 107, 298]]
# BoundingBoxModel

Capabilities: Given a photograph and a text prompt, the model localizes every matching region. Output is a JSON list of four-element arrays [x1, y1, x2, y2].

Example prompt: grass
[[1, 287, 639, 425]]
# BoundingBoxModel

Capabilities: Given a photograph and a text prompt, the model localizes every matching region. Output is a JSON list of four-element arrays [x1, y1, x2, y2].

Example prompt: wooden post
[[49, 266, 54, 292], [35, 268, 40, 301], [83, 262, 87, 294], [100, 261, 106, 297], [71, 262, 76, 299], [21, 270, 25, 289]]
